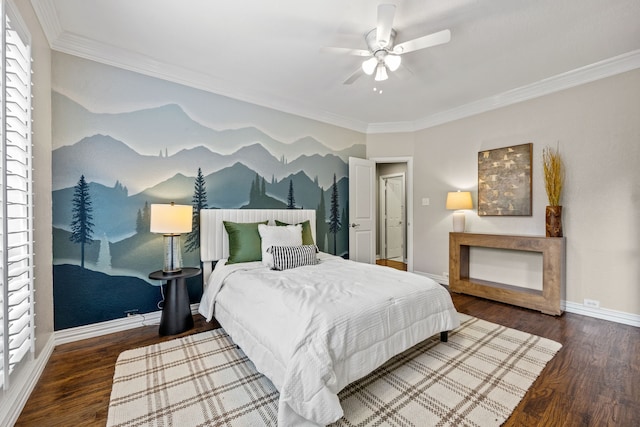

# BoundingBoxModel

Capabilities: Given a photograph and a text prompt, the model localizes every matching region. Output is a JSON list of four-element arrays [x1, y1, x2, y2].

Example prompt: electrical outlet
[[124, 309, 139, 317], [583, 299, 600, 308], [443, 272, 449, 278], [422, 198, 430, 206]]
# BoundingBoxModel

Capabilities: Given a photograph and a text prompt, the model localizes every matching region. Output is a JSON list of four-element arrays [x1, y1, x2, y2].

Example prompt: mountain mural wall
[[52, 53, 365, 331]]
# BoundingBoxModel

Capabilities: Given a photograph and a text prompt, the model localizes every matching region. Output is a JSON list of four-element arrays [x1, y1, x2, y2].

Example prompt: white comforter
[[198, 253, 459, 426]]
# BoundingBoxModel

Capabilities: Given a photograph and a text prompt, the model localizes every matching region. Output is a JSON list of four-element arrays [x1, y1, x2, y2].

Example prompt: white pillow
[[258, 224, 302, 267]]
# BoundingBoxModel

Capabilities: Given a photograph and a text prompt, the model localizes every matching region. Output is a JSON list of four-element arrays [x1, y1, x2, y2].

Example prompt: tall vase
[[545, 206, 563, 237]]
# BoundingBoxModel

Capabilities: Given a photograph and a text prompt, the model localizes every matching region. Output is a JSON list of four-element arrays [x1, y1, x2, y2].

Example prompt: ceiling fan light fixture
[[384, 54, 401, 71], [374, 63, 388, 81], [362, 57, 378, 75], [325, 3, 451, 86]]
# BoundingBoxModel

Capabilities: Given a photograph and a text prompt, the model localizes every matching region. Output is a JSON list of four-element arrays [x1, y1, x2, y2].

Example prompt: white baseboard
[[51, 288, 640, 342], [415, 271, 640, 327], [420, 272, 449, 286], [55, 303, 200, 345], [564, 301, 640, 327], [0, 334, 55, 427]]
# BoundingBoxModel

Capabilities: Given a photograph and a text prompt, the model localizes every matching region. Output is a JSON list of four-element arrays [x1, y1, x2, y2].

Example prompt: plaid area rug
[[107, 314, 561, 426]]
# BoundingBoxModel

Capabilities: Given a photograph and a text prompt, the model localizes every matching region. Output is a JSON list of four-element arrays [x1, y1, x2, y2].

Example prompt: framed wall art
[[478, 143, 532, 216]]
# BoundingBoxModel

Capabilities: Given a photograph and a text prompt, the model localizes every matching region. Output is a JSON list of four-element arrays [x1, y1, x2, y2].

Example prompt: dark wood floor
[[16, 293, 639, 426], [376, 258, 407, 271]]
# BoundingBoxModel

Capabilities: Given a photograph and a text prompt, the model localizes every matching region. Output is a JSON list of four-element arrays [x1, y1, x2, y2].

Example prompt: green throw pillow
[[275, 219, 315, 246], [223, 220, 268, 264]]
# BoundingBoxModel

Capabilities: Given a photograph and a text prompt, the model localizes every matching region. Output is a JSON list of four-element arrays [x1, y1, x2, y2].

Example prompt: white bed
[[198, 209, 460, 426]]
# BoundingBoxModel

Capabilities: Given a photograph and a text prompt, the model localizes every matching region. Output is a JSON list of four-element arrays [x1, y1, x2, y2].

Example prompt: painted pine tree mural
[[136, 202, 151, 234], [287, 179, 296, 209], [69, 175, 95, 268], [329, 173, 341, 255], [316, 186, 327, 251], [186, 167, 208, 252], [249, 173, 270, 205], [135, 209, 143, 233]]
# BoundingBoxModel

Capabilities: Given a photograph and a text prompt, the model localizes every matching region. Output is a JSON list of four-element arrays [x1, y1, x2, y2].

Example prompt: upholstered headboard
[[199, 209, 317, 282]]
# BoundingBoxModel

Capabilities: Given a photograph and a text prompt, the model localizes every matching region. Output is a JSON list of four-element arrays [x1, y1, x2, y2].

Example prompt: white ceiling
[[32, 0, 640, 133]]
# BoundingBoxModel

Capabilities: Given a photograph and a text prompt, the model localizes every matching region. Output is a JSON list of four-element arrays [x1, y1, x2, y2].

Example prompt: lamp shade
[[374, 63, 388, 81], [362, 57, 378, 75], [384, 54, 401, 71], [150, 204, 193, 234], [446, 191, 473, 210]]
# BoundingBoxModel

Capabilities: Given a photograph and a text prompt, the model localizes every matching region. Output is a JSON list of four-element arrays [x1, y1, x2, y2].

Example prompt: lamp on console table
[[150, 202, 193, 273], [446, 191, 473, 232]]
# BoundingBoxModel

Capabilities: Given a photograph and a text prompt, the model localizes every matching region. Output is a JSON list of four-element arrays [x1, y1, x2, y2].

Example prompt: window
[[0, 0, 33, 391]]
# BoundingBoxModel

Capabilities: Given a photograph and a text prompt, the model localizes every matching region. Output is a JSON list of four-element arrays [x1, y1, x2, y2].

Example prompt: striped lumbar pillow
[[268, 245, 318, 270]]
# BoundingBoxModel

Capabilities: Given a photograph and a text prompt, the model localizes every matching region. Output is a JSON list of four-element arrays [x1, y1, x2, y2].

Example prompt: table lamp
[[446, 191, 473, 232], [150, 203, 193, 273]]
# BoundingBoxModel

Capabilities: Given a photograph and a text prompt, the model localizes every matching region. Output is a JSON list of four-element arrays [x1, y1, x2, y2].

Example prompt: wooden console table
[[449, 233, 565, 315]]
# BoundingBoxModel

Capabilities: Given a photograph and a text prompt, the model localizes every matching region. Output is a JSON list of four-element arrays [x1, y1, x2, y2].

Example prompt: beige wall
[[367, 69, 640, 316], [368, 132, 415, 157], [14, 0, 53, 355]]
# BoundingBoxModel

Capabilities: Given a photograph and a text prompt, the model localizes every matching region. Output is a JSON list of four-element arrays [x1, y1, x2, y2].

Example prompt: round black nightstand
[[149, 267, 201, 336]]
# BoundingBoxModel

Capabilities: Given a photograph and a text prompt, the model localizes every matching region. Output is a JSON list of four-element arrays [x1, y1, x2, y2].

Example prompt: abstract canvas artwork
[[478, 143, 532, 216]]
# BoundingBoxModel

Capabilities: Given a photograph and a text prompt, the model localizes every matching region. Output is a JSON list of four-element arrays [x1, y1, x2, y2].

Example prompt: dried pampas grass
[[543, 145, 564, 206]]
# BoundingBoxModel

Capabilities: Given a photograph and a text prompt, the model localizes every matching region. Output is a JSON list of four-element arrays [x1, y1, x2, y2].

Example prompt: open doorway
[[379, 173, 405, 263], [374, 159, 411, 272]]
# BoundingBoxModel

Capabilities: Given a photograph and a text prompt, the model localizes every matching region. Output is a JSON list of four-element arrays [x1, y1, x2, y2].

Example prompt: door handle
[[350, 223, 360, 228]]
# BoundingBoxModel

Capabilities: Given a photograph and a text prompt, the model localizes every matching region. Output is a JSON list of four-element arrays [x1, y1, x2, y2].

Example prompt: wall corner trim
[[0, 334, 55, 427]]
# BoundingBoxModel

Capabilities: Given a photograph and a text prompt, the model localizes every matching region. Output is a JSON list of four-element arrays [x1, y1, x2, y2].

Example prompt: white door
[[348, 157, 375, 264], [384, 175, 404, 260]]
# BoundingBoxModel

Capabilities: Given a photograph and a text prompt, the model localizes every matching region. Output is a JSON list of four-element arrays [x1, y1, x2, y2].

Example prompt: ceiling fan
[[322, 4, 451, 84]]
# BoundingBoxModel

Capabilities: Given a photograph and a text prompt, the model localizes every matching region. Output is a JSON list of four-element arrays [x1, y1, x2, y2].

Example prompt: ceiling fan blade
[[376, 4, 396, 48], [320, 46, 371, 57], [343, 68, 364, 85], [393, 29, 451, 54]]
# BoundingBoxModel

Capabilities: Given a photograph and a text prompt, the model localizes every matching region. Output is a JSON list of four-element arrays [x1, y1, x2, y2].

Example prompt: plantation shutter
[[0, 1, 34, 391]]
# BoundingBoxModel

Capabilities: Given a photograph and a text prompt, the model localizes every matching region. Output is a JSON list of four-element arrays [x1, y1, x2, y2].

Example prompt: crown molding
[[53, 32, 370, 132], [366, 120, 416, 134], [29, 0, 62, 43], [31, 0, 368, 133], [32, 0, 639, 135], [368, 49, 640, 134]]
